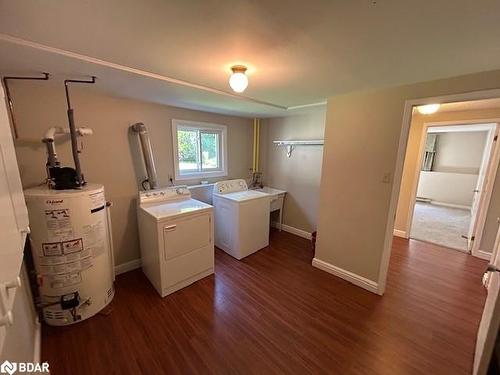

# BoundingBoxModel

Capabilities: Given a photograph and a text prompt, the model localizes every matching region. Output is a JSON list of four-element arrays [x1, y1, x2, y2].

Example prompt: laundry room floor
[[41, 230, 487, 375]]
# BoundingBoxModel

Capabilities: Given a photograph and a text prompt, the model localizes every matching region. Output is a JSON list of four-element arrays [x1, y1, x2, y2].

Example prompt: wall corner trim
[[311, 258, 379, 294], [271, 222, 312, 240], [393, 229, 408, 238], [115, 259, 142, 275], [472, 249, 492, 261], [33, 319, 41, 364]]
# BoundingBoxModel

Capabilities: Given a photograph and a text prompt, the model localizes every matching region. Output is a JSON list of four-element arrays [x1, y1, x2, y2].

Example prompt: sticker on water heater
[[88, 191, 105, 210], [42, 242, 63, 256], [48, 272, 82, 289], [65, 260, 83, 273], [39, 256, 92, 275], [38, 255, 66, 266], [39, 263, 67, 275], [62, 238, 83, 254], [45, 208, 70, 220], [44, 208, 73, 240], [39, 239, 89, 270], [83, 220, 106, 257]]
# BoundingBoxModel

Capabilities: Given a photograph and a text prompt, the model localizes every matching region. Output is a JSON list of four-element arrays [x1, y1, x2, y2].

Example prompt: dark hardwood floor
[[42, 231, 488, 375]]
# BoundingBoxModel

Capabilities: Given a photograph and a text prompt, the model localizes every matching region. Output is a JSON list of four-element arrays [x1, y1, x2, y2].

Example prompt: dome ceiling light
[[229, 65, 248, 93], [417, 103, 440, 115]]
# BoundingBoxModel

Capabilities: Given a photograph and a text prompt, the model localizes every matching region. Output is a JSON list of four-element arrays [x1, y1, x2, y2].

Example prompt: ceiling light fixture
[[229, 65, 248, 93], [417, 103, 440, 115]]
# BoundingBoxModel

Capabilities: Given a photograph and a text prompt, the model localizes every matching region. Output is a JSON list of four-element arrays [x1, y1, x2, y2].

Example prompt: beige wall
[[11, 81, 254, 266], [395, 108, 500, 251], [260, 109, 326, 233], [316, 69, 500, 285], [434, 131, 487, 174], [416, 171, 478, 207], [413, 131, 487, 207]]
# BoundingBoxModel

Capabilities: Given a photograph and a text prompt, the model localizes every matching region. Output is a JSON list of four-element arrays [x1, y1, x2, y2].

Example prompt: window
[[172, 120, 227, 180], [421, 133, 437, 171]]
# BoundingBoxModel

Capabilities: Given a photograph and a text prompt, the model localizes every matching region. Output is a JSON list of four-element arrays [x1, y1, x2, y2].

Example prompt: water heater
[[24, 183, 114, 326]]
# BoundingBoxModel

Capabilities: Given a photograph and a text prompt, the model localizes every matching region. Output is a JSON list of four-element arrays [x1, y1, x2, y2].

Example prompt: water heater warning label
[[62, 238, 84, 254], [44, 208, 73, 240], [40, 237, 93, 285], [88, 191, 105, 210], [42, 242, 63, 256], [47, 272, 82, 289]]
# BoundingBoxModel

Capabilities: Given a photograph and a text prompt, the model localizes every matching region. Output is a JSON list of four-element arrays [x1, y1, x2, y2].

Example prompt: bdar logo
[[0, 361, 49, 374], [0, 361, 16, 375]]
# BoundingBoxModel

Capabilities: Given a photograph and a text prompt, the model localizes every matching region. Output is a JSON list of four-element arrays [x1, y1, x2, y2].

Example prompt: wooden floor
[[42, 231, 488, 375]]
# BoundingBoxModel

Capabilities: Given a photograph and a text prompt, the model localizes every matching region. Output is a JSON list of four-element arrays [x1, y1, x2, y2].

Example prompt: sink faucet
[[248, 172, 264, 189]]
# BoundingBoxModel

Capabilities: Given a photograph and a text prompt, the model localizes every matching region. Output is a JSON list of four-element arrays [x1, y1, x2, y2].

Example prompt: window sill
[[175, 171, 227, 181], [187, 183, 216, 189]]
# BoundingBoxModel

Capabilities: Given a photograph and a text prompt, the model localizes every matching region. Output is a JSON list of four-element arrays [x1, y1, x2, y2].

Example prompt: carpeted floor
[[410, 202, 471, 251]]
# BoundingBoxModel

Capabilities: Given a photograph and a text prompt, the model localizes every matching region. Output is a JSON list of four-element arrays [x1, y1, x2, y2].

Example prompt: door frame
[[484, 224, 500, 288], [378, 88, 500, 295], [402, 120, 499, 256], [473, 223, 500, 375]]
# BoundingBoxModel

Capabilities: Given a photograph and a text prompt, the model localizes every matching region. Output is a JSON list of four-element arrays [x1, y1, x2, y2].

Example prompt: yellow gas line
[[253, 118, 257, 173], [256, 118, 260, 172], [252, 118, 261, 173]]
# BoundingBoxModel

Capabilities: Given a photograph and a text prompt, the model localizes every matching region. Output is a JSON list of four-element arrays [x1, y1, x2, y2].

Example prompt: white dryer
[[137, 186, 214, 297], [213, 179, 271, 260]]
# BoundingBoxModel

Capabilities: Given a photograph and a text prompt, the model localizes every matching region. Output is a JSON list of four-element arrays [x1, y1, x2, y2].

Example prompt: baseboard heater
[[416, 197, 432, 203]]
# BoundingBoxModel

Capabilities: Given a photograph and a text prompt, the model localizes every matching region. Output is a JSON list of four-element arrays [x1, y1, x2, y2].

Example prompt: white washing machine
[[213, 179, 271, 260], [137, 186, 214, 297]]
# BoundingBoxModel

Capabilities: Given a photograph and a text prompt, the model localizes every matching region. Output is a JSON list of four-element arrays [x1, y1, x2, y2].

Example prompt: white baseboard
[[33, 319, 41, 363], [311, 258, 379, 294], [114, 258, 141, 275], [271, 222, 312, 240], [431, 201, 471, 210], [472, 249, 492, 261], [393, 229, 408, 238]]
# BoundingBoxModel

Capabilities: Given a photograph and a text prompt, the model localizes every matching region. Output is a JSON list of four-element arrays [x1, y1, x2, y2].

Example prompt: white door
[[0, 85, 28, 285], [0, 81, 30, 353], [468, 124, 499, 251], [473, 224, 500, 374]]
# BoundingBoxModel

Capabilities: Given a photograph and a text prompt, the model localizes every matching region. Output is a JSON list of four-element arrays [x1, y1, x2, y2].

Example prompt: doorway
[[409, 123, 498, 252], [391, 97, 500, 261], [380, 93, 500, 374]]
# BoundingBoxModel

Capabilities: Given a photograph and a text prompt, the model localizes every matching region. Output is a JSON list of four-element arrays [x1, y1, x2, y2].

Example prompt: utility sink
[[253, 187, 286, 230], [254, 186, 286, 198]]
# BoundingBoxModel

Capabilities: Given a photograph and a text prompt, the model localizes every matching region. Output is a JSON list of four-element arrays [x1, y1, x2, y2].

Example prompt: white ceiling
[[1, 0, 500, 117]]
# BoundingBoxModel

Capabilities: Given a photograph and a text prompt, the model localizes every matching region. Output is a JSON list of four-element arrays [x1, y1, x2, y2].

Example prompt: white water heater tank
[[24, 183, 114, 326]]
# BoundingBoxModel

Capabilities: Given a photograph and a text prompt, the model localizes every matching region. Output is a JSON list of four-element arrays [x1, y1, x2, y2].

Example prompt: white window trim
[[172, 119, 228, 181]]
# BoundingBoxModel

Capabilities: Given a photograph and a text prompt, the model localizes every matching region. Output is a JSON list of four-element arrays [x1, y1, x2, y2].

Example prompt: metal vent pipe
[[131, 122, 159, 190]]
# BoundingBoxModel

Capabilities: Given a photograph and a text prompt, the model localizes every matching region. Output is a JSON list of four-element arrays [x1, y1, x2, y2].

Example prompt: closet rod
[[273, 140, 324, 157]]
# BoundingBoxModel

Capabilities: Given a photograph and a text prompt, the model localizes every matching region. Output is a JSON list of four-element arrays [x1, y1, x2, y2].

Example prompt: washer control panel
[[139, 186, 190, 204], [213, 179, 248, 194]]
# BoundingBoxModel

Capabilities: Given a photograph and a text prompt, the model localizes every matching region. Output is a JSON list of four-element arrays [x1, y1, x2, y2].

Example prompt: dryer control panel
[[139, 186, 190, 204], [213, 179, 248, 194]]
